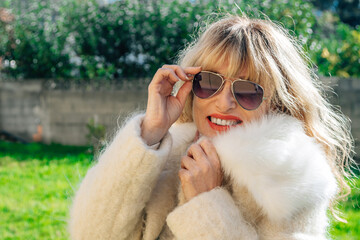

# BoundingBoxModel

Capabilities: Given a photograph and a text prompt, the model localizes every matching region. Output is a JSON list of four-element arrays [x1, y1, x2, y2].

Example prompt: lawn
[[0, 141, 359, 239], [329, 173, 360, 239], [0, 142, 93, 240]]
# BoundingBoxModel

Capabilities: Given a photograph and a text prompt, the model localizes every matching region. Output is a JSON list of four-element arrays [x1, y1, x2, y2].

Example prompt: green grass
[[329, 176, 360, 239], [0, 142, 93, 240], [0, 141, 359, 239]]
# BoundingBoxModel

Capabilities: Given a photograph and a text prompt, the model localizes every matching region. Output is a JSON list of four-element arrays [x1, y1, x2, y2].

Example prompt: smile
[[207, 114, 242, 131], [210, 116, 239, 126]]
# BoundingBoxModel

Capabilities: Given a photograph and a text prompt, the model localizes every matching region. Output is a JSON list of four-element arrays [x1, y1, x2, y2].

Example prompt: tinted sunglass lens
[[193, 72, 222, 98], [233, 81, 264, 110]]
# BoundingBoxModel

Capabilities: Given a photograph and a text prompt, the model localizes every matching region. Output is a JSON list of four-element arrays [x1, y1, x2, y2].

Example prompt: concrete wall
[[0, 80, 148, 145], [329, 78, 360, 143], [0, 81, 42, 141], [0, 78, 359, 156], [327, 77, 360, 158]]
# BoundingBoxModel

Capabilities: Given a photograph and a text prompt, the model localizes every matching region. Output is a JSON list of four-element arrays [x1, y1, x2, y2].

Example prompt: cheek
[[192, 98, 204, 123], [192, 97, 212, 131], [250, 103, 269, 120], [238, 102, 269, 123]]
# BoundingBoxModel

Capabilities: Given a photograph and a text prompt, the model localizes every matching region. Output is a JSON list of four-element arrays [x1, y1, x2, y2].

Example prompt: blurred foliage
[[312, 17, 360, 77], [310, 0, 359, 27], [0, 15, 9, 59], [63, 0, 133, 79], [0, 0, 359, 80], [337, 0, 360, 28], [0, 1, 72, 78]]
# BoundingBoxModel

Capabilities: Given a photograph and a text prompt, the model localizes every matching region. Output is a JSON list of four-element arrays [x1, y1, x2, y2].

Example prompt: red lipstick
[[207, 114, 242, 132], [209, 114, 242, 121]]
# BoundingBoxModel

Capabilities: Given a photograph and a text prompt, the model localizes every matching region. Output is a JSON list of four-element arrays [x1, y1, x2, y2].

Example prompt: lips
[[207, 114, 242, 132]]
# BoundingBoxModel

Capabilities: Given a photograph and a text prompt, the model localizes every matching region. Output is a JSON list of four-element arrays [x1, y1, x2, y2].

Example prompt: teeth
[[211, 117, 239, 126]]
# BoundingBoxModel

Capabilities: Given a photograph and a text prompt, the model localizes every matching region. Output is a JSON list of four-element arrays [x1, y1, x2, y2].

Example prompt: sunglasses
[[192, 71, 266, 110]]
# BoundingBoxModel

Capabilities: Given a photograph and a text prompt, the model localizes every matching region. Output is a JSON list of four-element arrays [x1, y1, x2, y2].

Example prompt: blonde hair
[[176, 14, 355, 220]]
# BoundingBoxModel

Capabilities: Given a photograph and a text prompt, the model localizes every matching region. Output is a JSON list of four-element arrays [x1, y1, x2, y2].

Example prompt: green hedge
[[0, 0, 359, 80]]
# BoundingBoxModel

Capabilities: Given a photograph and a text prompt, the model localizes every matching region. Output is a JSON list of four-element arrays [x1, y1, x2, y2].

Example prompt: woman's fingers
[[189, 138, 219, 165], [187, 143, 206, 160], [150, 65, 201, 96], [187, 139, 222, 179], [175, 81, 192, 106], [187, 143, 213, 173], [175, 66, 201, 104], [150, 65, 201, 95], [154, 67, 181, 86], [199, 139, 223, 184], [180, 139, 223, 202], [183, 66, 202, 76], [152, 65, 201, 87], [141, 64, 201, 146], [160, 65, 201, 82], [181, 156, 196, 170], [198, 139, 221, 168], [162, 64, 189, 81]]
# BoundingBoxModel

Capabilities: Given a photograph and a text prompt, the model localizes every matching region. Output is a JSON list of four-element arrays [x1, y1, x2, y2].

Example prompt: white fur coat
[[69, 113, 337, 240]]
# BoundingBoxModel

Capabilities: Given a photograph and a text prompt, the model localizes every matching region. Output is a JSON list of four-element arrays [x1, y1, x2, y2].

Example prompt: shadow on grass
[[0, 140, 94, 163]]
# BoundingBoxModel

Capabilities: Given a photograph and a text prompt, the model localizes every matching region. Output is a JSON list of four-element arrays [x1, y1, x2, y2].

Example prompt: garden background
[[0, 0, 359, 239]]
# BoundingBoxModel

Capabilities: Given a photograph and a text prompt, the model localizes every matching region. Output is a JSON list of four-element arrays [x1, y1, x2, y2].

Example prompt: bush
[[0, 0, 359, 79], [1, 1, 72, 78], [62, 0, 133, 79], [310, 20, 360, 77]]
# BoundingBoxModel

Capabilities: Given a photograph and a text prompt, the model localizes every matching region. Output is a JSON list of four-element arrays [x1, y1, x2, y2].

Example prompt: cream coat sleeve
[[166, 187, 258, 240], [69, 114, 172, 240]]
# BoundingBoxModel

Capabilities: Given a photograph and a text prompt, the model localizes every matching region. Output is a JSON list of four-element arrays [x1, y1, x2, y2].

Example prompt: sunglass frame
[[192, 70, 266, 111]]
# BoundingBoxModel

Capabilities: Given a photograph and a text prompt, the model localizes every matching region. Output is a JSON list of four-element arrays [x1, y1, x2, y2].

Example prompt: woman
[[69, 15, 354, 239]]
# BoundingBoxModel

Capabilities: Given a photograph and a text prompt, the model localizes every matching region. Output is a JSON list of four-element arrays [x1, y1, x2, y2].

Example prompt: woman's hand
[[179, 138, 223, 202], [141, 65, 201, 146]]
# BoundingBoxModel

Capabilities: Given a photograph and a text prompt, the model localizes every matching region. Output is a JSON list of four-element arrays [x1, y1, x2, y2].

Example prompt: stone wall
[[0, 81, 42, 141], [0, 78, 359, 157], [326, 77, 360, 158], [0, 80, 148, 145]]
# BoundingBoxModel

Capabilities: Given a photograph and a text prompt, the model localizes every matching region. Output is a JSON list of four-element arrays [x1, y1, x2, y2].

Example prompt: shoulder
[[212, 113, 337, 223]]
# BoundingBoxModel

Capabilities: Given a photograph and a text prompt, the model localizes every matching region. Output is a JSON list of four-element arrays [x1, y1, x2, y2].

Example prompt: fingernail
[[186, 73, 193, 79]]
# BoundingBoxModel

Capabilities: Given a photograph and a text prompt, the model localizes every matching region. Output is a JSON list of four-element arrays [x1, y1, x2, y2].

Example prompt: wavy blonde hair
[[176, 15, 355, 220]]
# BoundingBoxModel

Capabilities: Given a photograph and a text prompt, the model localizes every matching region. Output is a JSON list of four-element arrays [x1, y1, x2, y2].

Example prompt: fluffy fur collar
[[170, 114, 337, 223]]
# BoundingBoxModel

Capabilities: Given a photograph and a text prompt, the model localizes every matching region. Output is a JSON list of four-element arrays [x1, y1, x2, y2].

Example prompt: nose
[[215, 80, 237, 112]]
